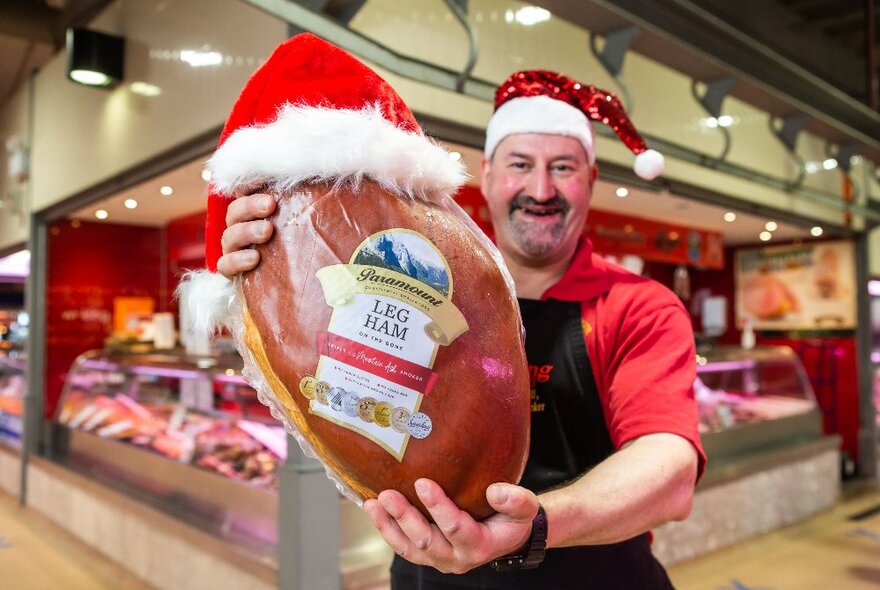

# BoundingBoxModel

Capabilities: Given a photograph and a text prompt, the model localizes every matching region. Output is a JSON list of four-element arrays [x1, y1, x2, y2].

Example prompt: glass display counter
[[0, 354, 25, 448], [50, 349, 393, 585], [56, 349, 284, 489], [694, 345, 824, 474]]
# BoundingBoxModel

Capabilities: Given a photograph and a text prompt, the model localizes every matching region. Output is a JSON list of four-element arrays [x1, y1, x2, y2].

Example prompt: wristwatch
[[489, 504, 547, 571]]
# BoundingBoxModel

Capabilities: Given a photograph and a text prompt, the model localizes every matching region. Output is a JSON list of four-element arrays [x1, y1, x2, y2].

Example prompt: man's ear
[[591, 164, 599, 183]]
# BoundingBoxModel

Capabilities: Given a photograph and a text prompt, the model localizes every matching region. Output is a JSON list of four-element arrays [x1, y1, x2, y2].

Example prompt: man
[[217, 69, 704, 588]]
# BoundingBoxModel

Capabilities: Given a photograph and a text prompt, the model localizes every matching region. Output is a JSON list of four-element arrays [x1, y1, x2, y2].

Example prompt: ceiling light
[[615, 187, 629, 198], [448, 151, 461, 161], [805, 162, 820, 174], [70, 70, 113, 86], [765, 221, 778, 231], [95, 209, 109, 220], [70, 219, 81, 228], [201, 169, 212, 182], [124, 199, 138, 209], [180, 49, 222, 67], [130, 81, 161, 96], [810, 226, 824, 237], [716, 115, 734, 127], [700, 117, 719, 129], [160, 185, 173, 196], [822, 158, 838, 170], [759, 231, 772, 241], [513, 6, 551, 25], [723, 212, 736, 222], [66, 28, 125, 89]]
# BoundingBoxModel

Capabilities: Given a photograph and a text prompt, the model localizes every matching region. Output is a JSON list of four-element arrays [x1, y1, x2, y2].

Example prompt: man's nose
[[525, 169, 555, 201]]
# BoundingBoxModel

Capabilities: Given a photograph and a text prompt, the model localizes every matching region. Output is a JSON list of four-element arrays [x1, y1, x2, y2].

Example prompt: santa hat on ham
[[485, 70, 665, 180], [180, 33, 466, 334]]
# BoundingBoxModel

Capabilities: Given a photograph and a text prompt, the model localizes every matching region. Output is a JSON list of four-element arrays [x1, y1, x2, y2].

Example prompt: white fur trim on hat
[[176, 270, 236, 336], [484, 95, 595, 163], [207, 103, 467, 201]]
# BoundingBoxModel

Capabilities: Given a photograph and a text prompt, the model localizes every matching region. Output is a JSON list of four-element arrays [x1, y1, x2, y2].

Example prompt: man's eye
[[552, 165, 574, 173], [509, 162, 529, 170]]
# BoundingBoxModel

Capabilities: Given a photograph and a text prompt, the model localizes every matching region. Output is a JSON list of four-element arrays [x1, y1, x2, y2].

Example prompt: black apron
[[391, 299, 674, 589]]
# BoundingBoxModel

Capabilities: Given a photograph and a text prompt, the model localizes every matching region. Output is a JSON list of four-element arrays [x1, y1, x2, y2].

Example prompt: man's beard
[[507, 193, 571, 258]]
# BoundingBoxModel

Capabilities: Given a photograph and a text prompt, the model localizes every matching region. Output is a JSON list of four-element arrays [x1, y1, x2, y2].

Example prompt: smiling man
[[217, 69, 705, 589]]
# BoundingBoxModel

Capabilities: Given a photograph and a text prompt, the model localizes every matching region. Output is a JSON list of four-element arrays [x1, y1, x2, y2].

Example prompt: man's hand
[[216, 191, 277, 279], [363, 478, 538, 574]]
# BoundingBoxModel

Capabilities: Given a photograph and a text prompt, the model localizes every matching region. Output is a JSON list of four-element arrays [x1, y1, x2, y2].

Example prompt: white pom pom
[[176, 270, 235, 335], [633, 149, 665, 180]]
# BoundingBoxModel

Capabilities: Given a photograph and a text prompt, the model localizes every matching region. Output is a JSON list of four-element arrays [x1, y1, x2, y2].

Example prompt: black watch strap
[[490, 504, 548, 571]]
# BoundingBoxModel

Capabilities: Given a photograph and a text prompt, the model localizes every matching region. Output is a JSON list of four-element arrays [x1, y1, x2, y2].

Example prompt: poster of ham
[[735, 240, 856, 330]]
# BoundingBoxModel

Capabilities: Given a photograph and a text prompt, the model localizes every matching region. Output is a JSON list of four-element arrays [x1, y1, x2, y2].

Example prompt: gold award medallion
[[299, 375, 317, 400], [373, 401, 393, 428], [314, 381, 331, 405], [357, 397, 378, 423], [390, 407, 411, 433]]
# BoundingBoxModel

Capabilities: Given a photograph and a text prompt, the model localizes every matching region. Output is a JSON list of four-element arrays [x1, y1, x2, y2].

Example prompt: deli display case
[[694, 345, 825, 475], [52, 349, 285, 558], [653, 345, 840, 564], [49, 348, 393, 586]]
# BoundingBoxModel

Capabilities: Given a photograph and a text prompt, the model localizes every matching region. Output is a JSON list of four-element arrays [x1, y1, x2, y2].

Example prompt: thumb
[[486, 483, 538, 521]]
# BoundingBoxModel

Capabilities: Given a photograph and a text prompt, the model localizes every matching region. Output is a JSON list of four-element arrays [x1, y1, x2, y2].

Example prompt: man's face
[[481, 133, 596, 266]]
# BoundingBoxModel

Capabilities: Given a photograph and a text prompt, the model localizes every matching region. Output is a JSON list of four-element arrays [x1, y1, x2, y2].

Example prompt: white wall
[[29, 0, 288, 213], [0, 83, 31, 253]]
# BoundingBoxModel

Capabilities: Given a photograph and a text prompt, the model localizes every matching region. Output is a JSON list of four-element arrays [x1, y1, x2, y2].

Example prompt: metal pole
[[866, 0, 878, 112], [854, 231, 878, 481], [20, 213, 47, 504], [277, 435, 341, 589]]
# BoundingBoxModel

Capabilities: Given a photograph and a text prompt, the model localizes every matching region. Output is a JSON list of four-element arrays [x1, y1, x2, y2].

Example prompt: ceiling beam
[[0, 0, 63, 48]]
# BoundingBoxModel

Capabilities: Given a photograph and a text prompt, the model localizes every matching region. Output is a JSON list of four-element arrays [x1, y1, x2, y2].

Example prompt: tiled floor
[[669, 485, 880, 590], [0, 489, 153, 590], [0, 482, 878, 589]]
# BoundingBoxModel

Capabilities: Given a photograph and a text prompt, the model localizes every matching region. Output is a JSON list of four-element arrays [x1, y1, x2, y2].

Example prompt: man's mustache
[[509, 193, 570, 214]]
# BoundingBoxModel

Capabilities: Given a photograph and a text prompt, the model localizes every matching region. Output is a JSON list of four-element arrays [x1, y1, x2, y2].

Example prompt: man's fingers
[[220, 219, 273, 255], [216, 250, 259, 278], [363, 499, 420, 559], [225, 193, 276, 226], [377, 489, 444, 553], [415, 479, 483, 549], [486, 483, 538, 522]]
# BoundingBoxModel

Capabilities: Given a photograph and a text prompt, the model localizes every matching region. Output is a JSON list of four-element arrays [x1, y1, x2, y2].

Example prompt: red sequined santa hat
[[485, 70, 665, 180], [181, 33, 465, 334]]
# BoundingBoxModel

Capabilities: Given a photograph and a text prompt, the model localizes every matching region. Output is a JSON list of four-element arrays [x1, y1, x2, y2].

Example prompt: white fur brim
[[206, 103, 467, 201], [484, 95, 595, 163], [176, 270, 236, 335]]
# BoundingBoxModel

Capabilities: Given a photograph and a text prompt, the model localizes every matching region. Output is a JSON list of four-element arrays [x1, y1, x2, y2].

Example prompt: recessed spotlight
[[160, 185, 173, 196], [810, 226, 824, 237], [765, 221, 778, 232], [95, 209, 109, 220], [201, 169, 212, 182], [822, 158, 838, 170], [124, 199, 138, 209], [759, 231, 772, 241], [723, 212, 736, 222], [615, 187, 629, 198], [448, 151, 461, 161]]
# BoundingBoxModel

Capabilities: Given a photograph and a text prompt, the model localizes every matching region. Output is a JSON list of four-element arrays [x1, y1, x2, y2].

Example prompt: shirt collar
[[540, 238, 611, 302]]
